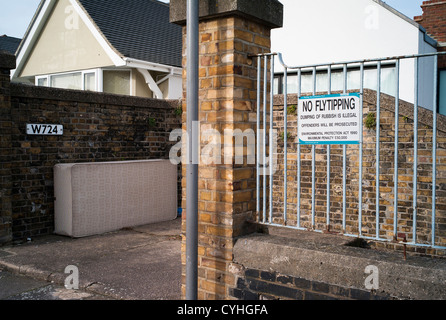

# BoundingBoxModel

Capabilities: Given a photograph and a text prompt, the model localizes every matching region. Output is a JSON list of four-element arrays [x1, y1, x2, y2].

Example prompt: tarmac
[[0, 218, 183, 300]]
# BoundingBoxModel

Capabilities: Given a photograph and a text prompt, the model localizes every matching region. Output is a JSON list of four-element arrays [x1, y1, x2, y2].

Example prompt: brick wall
[[415, 0, 446, 43], [367, 0, 446, 252], [0, 52, 16, 243], [229, 267, 393, 300], [0, 52, 182, 243], [415, 0, 446, 68], [269, 89, 446, 256]]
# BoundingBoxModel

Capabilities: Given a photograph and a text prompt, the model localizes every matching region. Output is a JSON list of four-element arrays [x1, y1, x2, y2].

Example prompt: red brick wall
[[414, 0, 446, 68]]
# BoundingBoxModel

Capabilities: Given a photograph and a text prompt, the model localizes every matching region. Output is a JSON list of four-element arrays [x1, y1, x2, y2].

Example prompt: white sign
[[27, 124, 64, 136], [298, 93, 360, 145]]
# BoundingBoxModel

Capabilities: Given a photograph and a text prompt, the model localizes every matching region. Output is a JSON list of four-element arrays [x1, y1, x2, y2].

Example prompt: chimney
[[414, 0, 446, 68]]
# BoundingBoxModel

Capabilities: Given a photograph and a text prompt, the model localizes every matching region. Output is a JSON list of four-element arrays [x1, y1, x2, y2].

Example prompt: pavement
[[0, 218, 183, 300]]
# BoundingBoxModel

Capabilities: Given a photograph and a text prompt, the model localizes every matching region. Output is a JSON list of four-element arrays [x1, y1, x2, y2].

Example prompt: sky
[[0, 0, 423, 39], [0, 0, 170, 38]]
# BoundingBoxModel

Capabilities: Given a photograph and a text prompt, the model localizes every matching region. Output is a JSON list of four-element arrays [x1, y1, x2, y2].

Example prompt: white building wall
[[272, 0, 437, 109], [167, 75, 183, 100], [418, 32, 437, 110]]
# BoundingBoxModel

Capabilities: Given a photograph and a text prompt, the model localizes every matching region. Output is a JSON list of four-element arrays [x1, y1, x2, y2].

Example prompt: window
[[35, 69, 133, 95], [37, 77, 48, 87], [274, 64, 397, 97], [36, 70, 97, 91], [103, 70, 131, 95], [51, 72, 82, 90], [440, 70, 446, 116], [84, 72, 96, 91]]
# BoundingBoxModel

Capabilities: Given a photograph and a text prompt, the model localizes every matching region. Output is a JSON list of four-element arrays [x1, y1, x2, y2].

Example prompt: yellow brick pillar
[[170, 0, 283, 300]]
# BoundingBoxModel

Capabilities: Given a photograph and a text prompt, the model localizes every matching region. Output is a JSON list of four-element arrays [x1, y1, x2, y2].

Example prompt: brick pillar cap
[[170, 0, 283, 28], [0, 51, 16, 70]]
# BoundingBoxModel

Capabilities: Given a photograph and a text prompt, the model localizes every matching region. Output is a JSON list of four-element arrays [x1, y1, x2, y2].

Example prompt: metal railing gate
[[254, 51, 446, 251]]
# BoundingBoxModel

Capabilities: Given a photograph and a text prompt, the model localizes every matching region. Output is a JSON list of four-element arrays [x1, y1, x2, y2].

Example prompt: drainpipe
[[186, 0, 199, 301]]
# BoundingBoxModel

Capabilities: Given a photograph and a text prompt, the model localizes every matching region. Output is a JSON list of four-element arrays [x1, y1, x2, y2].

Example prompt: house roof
[[0, 35, 21, 55], [14, 0, 182, 80], [78, 0, 182, 68]]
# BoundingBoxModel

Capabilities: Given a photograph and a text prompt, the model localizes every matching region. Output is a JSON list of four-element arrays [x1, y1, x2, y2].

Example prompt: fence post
[[0, 52, 15, 244], [170, 0, 283, 299]]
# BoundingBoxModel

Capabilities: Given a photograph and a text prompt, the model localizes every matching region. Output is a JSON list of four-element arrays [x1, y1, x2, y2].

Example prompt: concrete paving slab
[[0, 218, 182, 300], [0, 270, 112, 300], [0, 270, 50, 299]]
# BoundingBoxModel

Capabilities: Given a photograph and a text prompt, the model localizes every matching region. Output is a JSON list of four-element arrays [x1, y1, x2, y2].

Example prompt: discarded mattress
[[54, 160, 177, 238]]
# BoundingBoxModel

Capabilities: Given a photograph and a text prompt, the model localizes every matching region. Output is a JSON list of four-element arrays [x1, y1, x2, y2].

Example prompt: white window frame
[[35, 68, 100, 91], [35, 68, 135, 96]]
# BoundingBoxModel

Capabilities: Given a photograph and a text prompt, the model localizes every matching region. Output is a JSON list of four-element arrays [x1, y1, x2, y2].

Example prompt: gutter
[[124, 57, 182, 75]]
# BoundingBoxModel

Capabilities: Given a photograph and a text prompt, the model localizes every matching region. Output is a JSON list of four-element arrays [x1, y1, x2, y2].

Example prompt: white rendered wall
[[272, 0, 437, 109], [167, 74, 183, 100]]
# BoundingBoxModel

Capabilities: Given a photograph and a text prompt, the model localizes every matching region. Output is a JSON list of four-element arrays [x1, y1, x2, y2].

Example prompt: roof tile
[[78, 0, 182, 67]]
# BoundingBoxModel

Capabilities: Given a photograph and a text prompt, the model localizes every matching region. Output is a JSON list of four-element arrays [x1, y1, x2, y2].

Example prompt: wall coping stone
[[233, 226, 446, 300], [0, 51, 16, 70], [10, 83, 180, 109], [170, 0, 283, 28]]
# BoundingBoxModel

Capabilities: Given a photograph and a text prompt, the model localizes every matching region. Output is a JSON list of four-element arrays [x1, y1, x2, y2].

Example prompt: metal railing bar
[[343, 64, 347, 234], [297, 68, 302, 229], [256, 56, 261, 222], [341, 233, 390, 242], [376, 61, 382, 239], [263, 55, 268, 223], [283, 58, 288, 224], [249, 52, 278, 58], [270, 56, 275, 224], [413, 57, 419, 244], [275, 62, 398, 76], [432, 55, 438, 246], [327, 65, 332, 231], [358, 63, 365, 236], [312, 67, 316, 229], [394, 59, 400, 239], [401, 242, 446, 249], [277, 52, 446, 70], [283, 67, 288, 224]]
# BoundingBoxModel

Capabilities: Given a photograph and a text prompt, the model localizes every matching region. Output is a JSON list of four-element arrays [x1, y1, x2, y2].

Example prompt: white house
[[12, 0, 183, 99], [271, 0, 438, 111]]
